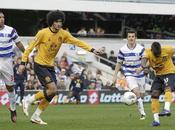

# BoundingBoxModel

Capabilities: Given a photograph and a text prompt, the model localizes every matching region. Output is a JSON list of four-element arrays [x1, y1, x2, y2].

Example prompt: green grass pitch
[[0, 103, 175, 130]]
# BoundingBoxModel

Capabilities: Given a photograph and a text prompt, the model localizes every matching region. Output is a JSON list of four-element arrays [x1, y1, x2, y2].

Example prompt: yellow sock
[[35, 91, 45, 100], [38, 98, 50, 111], [151, 98, 160, 113], [164, 89, 172, 102]]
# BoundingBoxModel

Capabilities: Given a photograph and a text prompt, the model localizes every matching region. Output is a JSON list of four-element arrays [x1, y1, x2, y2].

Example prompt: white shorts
[[125, 76, 145, 93], [0, 57, 15, 86]]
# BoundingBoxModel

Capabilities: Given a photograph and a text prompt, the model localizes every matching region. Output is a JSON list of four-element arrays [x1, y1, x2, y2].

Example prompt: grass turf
[[0, 103, 175, 130]]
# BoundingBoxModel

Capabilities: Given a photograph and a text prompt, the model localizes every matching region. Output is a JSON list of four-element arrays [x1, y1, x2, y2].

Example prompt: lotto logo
[[88, 90, 99, 104], [0, 91, 10, 107]]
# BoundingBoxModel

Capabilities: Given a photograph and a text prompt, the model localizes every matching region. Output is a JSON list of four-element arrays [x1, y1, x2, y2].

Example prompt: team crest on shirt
[[45, 76, 51, 82]]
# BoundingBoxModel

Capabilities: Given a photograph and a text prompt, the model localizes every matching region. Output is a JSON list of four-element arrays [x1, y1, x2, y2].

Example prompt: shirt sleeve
[[117, 50, 124, 63], [166, 46, 174, 57], [143, 49, 149, 59], [63, 31, 93, 52], [21, 31, 43, 62], [11, 28, 20, 43], [140, 47, 145, 58]]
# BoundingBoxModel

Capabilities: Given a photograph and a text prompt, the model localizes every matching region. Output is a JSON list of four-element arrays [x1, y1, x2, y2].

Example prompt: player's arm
[[18, 40, 39, 73], [21, 40, 37, 64], [15, 41, 25, 53], [18, 32, 42, 73], [21, 32, 42, 64], [12, 28, 25, 53], [112, 62, 122, 84], [63, 31, 102, 55], [141, 57, 149, 74], [139, 48, 150, 74], [112, 50, 124, 84], [173, 47, 175, 54]]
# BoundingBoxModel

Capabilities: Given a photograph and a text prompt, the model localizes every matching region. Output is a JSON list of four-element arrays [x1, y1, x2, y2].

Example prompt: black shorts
[[151, 73, 175, 93], [34, 62, 57, 87]]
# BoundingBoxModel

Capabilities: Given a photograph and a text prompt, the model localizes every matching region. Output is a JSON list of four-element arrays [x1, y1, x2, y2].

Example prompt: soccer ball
[[123, 92, 137, 105]]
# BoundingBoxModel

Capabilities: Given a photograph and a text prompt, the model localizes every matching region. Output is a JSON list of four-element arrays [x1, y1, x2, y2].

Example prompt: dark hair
[[151, 42, 161, 57], [46, 10, 65, 26], [110, 50, 114, 54], [126, 30, 137, 37]]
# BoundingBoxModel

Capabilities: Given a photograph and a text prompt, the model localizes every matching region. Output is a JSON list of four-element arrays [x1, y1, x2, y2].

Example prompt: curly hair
[[46, 10, 65, 26]]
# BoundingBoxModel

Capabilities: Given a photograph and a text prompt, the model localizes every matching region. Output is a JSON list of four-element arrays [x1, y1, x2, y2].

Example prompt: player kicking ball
[[142, 42, 175, 126]]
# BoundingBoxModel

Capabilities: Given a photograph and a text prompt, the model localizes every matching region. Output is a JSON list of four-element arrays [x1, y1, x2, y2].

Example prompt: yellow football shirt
[[144, 46, 175, 75], [22, 28, 93, 66]]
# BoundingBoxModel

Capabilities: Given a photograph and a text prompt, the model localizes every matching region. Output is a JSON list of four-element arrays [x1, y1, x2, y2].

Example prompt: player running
[[0, 11, 25, 123], [113, 30, 146, 120], [18, 10, 102, 125]]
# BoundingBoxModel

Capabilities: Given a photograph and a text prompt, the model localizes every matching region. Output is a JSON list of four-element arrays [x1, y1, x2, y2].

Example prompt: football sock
[[152, 99, 160, 122], [35, 91, 45, 100], [8, 90, 16, 111], [151, 98, 160, 113], [137, 97, 145, 115], [34, 107, 42, 116], [38, 98, 50, 111], [153, 113, 160, 123], [164, 89, 172, 111]]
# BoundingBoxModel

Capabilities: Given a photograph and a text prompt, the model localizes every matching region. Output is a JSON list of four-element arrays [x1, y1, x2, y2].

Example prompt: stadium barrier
[[0, 90, 169, 106]]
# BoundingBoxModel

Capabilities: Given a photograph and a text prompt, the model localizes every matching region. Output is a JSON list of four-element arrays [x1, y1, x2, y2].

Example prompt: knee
[[151, 90, 160, 99], [132, 88, 140, 97], [44, 82, 57, 102], [165, 87, 172, 92], [47, 82, 57, 95]]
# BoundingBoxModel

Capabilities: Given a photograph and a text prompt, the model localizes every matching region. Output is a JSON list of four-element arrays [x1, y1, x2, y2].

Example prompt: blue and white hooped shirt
[[117, 44, 145, 78], [0, 25, 20, 57]]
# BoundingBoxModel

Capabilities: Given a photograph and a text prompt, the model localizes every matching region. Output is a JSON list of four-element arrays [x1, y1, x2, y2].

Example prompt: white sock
[[137, 98, 146, 115], [8, 90, 16, 111], [34, 107, 42, 116], [153, 113, 160, 123], [164, 102, 171, 111]]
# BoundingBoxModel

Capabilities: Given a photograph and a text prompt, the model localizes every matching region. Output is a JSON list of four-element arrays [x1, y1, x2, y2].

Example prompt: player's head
[[0, 11, 5, 28], [127, 30, 137, 37], [151, 42, 161, 57], [46, 10, 65, 30], [126, 30, 137, 46], [75, 73, 80, 79]]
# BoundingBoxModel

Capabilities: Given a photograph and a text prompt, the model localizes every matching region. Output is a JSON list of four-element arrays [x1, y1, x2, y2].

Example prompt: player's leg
[[75, 91, 80, 104], [30, 63, 57, 125], [19, 81, 25, 105], [30, 82, 57, 125], [132, 87, 146, 120], [126, 77, 145, 120], [23, 63, 56, 118], [65, 91, 73, 103], [151, 77, 161, 126], [14, 81, 21, 106], [159, 74, 174, 116], [6, 85, 17, 123], [2, 58, 17, 123], [137, 77, 146, 120]]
